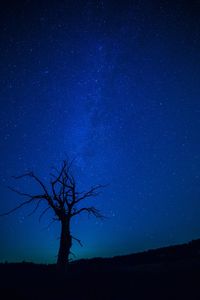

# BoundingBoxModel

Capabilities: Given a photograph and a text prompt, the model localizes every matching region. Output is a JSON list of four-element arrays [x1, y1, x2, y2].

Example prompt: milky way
[[0, 0, 200, 263]]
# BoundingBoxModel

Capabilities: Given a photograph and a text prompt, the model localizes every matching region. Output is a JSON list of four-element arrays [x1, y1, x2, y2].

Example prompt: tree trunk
[[57, 218, 72, 272]]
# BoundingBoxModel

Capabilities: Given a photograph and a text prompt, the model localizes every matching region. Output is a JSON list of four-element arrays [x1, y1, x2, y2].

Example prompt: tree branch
[[0, 197, 39, 217], [39, 206, 51, 222], [12, 172, 55, 209], [13, 172, 49, 196], [7, 186, 45, 199], [75, 184, 108, 204], [27, 199, 42, 217], [72, 235, 83, 247], [42, 218, 58, 231], [72, 206, 104, 219]]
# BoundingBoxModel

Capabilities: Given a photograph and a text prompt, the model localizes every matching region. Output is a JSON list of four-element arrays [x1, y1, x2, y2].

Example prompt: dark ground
[[1, 239, 200, 299]]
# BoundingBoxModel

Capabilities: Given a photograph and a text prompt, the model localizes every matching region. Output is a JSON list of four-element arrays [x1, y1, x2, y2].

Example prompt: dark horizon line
[[1, 236, 199, 265]]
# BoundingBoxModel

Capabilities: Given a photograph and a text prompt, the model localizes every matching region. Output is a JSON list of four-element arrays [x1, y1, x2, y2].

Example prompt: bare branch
[[75, 184, 108, 204], [50, 160, 75, 207], [0, 197, 38, 217], [51, 180, 61, 204], [27, 200, 43, 217], [72, 206, 104, 219], [0, 185, 46, 217], [13, 172, 49, 196], [12, 173, 32, 180], [8, 186, 38, 198], [39, 206, 51, 222], [42, 218, 58, 231], [72, 235, 83, 247], [12, 172, 55, 209], [51, 160, 67, 185]]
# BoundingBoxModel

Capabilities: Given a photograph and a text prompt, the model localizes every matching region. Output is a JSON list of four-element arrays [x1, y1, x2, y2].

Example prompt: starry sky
[[0, 0, 200, 263]]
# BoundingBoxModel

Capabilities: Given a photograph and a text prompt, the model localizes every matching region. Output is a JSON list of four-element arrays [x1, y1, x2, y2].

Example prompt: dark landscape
[[0, 1, 200, 299], [1, 239, 200, 300]]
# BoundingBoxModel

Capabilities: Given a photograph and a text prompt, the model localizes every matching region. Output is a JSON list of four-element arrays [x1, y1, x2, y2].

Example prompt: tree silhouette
[[1, 159, 106, 271]]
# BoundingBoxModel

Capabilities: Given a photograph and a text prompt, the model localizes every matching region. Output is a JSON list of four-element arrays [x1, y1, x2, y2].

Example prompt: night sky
[[0, 0, 200, 263]]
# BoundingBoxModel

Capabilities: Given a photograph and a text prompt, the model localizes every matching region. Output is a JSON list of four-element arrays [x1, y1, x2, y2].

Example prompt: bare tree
[[0, 159, 106, 271]]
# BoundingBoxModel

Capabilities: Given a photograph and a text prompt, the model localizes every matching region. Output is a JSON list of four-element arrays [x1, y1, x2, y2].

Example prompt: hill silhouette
[[0, 239, 200, 299], [72, 238, 200, 269]]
